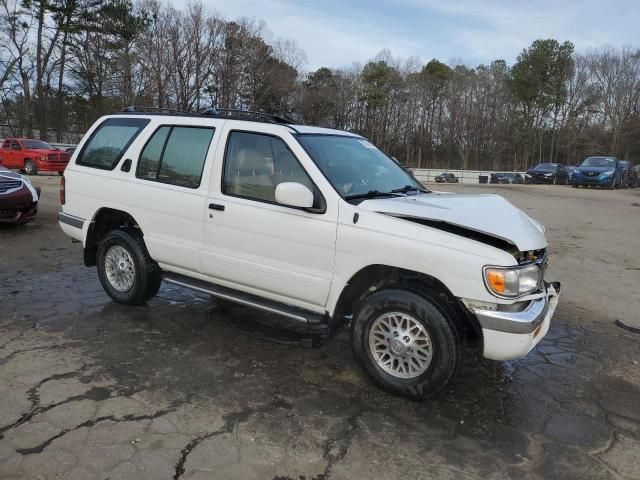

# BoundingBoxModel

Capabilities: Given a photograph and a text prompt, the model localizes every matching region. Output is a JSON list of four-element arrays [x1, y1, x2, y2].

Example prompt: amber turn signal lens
[[486, 270, 505, 293]]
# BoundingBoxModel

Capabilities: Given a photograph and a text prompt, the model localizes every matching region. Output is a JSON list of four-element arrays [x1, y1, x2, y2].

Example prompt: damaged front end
[[357, 192, 561, 361]]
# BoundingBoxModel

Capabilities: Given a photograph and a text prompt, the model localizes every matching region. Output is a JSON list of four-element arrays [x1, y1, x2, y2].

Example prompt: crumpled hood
[[359, 193, 547, 252]]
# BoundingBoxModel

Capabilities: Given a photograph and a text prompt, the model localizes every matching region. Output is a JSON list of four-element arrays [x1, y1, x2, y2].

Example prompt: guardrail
[[412, 169, 527, 184]]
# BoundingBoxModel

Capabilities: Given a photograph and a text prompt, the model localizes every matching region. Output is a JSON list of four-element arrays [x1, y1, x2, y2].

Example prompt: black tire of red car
[[97, 229, 162, 305], [24, 159, 37, 176], [351, 288, 461, 400]]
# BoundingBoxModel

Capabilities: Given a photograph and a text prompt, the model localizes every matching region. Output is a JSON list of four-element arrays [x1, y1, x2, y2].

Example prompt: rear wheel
[[351, 289, 461, 400], [24, 159, 37, 175], [97, 229, 162, 305]]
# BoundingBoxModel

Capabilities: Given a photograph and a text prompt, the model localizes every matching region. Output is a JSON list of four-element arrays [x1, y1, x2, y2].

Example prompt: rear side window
[[136, 126, 214, 188], [77, 117, 150, 170]]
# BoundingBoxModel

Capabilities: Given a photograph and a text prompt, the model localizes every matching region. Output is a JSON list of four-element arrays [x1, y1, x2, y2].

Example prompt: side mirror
[[275, 182, 314, 209]]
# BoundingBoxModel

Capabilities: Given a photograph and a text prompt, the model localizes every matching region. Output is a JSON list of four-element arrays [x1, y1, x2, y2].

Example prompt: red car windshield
[[22, 140, 53, 149]]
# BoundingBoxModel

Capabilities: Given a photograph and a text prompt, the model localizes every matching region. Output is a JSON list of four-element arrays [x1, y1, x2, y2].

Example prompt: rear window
[[77, 117, 150, 170]]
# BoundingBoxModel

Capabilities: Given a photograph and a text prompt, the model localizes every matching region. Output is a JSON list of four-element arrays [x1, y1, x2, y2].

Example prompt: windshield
[[534, 163, 557, 171], [581, 157, 614, 168], [23, 140, 53, 149], [296, 134, 424, 198]]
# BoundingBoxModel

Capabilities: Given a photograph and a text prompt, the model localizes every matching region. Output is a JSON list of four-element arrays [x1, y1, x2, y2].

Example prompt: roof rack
[[121, 106, 196, 116], [201, 107, 293, 125], [120, 106, 297, 128]]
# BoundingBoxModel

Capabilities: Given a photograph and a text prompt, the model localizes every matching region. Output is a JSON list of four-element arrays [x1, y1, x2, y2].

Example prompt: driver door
[[201, 126, 338, 312]]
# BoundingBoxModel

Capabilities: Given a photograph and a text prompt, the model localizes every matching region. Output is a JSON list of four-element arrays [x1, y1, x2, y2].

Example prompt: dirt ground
[[1, 175, 639, 480]]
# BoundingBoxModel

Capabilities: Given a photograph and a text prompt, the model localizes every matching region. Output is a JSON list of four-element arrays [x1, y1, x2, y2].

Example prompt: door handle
[[208, 203, 225, 211]]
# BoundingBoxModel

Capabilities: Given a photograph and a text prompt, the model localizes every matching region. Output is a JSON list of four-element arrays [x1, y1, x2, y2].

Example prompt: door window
[[77, 117, 150, 170], [137, 126, 214, 189], [222, 131, 314, 203], [11, 141, 21, 150]]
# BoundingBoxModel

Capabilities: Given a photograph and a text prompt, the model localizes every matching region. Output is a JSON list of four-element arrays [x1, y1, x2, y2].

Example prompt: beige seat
[[229, 148, 275, 201]]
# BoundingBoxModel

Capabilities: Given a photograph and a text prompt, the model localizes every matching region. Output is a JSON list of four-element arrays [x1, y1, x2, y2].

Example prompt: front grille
[[47, 153, 69, 163], [0, 180, 22, 193]]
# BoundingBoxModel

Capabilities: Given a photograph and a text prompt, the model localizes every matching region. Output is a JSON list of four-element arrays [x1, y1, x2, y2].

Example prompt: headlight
[[544, 173, 553, 176], [602, 169, 615, 175], [20, 175, 33, 185], [483, 264, 542, 298]]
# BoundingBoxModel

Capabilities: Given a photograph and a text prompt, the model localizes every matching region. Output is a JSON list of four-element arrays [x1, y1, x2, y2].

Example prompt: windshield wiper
[[390, 185, 430, 194], [345, 190, 404, 201]]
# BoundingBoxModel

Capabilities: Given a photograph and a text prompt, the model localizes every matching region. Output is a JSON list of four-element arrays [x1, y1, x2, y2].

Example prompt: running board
[[162, 272, 328, 326]]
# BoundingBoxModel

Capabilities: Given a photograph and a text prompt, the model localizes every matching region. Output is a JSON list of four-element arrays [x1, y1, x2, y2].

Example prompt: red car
[[0, 138, 70, 175], [0, 166, 41, 224]]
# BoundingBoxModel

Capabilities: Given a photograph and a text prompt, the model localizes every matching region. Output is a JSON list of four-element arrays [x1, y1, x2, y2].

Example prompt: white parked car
[[58, 108, 560, 399]]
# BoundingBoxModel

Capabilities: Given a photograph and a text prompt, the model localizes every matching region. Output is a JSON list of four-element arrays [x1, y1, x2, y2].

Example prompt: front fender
[[326, 204, 519, 316]]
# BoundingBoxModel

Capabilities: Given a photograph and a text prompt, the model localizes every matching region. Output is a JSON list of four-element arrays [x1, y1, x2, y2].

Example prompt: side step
[[162, 272, 329, 331]]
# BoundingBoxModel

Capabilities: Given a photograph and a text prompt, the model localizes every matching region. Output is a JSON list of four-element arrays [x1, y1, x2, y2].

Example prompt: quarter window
[[222, 131, 314, 203], [137, 126, 214, 189], [77, 117, 149, 169]]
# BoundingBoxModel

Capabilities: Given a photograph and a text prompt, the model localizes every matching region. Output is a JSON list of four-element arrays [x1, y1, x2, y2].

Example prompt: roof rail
[[201, 108, 293, 125], [121, 106, 197, 116], [120, 105, 298, 129]]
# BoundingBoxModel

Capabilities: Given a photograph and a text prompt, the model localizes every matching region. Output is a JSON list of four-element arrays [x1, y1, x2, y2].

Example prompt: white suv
[[58, 107, 560, 399]]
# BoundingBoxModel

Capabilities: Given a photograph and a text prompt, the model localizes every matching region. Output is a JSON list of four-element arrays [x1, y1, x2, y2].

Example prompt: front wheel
[[97, 229, 162, 305], [351, 289, 461, 400], [24, 159, 37, 175]]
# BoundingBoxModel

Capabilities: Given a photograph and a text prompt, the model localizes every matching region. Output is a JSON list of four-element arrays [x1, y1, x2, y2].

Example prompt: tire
[[351, 289, 461, 400], [24, 159, 37, 175], [97, 229, 162, 305]]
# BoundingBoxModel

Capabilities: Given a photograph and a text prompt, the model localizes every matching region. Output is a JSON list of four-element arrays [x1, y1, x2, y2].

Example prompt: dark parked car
[[490, 172, 524, 184], [0, 165, 41, 224], [571, 156, 624, 189], [619, 160, 638, 188], [525, 163, 569, 185], [434, 172, 459, 183]]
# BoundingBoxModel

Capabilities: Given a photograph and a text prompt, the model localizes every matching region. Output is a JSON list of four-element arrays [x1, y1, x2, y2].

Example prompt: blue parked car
[[571, 156, 624, 189]]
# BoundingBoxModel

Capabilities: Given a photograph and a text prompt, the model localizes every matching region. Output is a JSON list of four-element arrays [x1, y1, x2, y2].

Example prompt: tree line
[[1, 0, 639, 170]]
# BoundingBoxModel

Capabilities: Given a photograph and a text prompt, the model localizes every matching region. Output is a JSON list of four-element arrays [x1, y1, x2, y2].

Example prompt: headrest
[[234, 148, 269, 174]]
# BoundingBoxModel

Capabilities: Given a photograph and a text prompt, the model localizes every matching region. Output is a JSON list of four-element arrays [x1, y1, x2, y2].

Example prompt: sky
[[182, 0, 639, 70]]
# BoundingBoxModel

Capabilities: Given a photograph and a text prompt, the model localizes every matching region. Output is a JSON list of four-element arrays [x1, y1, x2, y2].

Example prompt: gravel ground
[[0, 176, 639, 480]]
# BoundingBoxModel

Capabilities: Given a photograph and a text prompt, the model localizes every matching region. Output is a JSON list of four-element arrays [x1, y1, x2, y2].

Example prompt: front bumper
[[472, 281, 561, 361], [37, 160, 68, 172], [528, 175, 554, 184], [572, 175, 611, 186]]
